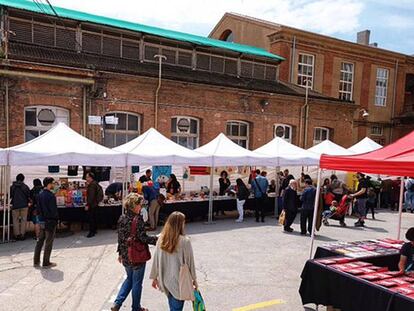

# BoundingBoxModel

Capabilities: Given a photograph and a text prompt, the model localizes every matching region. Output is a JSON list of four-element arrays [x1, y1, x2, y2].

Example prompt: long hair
[[160, 212, 186, 253]]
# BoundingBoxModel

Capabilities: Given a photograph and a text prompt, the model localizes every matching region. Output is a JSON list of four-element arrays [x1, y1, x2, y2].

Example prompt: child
[[399, 227, 414, 273], [322, 200, 338, 226]]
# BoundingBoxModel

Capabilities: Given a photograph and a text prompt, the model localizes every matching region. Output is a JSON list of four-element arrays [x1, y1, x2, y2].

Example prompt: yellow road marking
[[232, 299, 286, 311]]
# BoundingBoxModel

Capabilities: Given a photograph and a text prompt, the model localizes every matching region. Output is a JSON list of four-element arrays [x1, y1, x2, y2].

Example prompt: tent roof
[[0, 148, 6, 165], [1, 0, 284, 62], [195, 133, 271, 166], [348, 137, 382, 154], [254, 137, 319, 166], [320, 130, 414, 176], [307, 140, 354, 156], [113, 128, 210, 166], [8, 123, 125, 166]]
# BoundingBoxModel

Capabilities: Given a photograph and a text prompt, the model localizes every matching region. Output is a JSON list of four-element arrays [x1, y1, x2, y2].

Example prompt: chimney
[[357, 30, 370, 45], [369, 42, 378, 47]]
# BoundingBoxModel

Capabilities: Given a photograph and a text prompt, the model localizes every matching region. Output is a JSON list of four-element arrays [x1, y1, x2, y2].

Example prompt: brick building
[[210, 13, 414, 146], [0, 1, 355, 152]]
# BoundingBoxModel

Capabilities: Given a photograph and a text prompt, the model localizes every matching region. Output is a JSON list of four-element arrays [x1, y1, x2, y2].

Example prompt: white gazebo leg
[[309, 168, 322, 259], [274, 166, 280, 218], [397, 177, 405, 240], [207, 166, 214, 224], [6, 165, 11, 242]]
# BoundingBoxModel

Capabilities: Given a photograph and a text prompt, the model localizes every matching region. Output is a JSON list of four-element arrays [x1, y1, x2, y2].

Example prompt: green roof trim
[[1, 0, 285, 62]]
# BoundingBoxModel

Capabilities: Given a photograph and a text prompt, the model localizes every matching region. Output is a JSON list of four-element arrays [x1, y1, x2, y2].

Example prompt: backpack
[[96, 183, 104, 203]]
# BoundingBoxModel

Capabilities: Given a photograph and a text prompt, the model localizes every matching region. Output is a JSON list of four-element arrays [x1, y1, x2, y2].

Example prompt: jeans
[[168, 294, 185, 311], [236, 199, 245, 220], [405, 191, 414, 211], [12, 207, 28, 237], [114, 264, 146, 311], [34, 225, 56, 265], [300, 209, 314, 234]]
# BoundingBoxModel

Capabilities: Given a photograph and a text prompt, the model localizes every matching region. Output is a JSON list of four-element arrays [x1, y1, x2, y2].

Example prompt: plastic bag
[[279, 210, 286, 225], [193, 289, 206, 311]]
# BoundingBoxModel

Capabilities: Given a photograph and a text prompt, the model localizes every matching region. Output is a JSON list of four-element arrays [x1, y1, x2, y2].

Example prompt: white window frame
[[339, 62, 354, 101], [273, 124, 292, 143], [297, 53, 314, 89], [24, 106, 70, 142], [171, 116, 200, 149], [313, 127, 330, 145], [103, 111, 141, 148], [371, 125, 384, 136], [226, 120, 249, 148], [375, 68, 389, 107]]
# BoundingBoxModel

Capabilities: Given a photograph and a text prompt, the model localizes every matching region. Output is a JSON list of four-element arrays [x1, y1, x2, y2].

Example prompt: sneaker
[[235, 219, 243, 223], [86, 232, 95, 238], [261, 219, 265, 223], [323, 219, 329, 226], [340, 221, 347, 227], [42, 262, 57, 269], [110, 305, 120, 311], [284, 227, 294, 233]]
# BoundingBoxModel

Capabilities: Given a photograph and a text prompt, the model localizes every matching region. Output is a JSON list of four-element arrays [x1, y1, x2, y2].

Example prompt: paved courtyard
[[0, 209, 413, 311]]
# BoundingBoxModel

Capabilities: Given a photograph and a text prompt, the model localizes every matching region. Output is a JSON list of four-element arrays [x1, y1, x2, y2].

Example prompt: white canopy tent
[[348, 137, 383, 154], [113, 128, 211, 166], [254, 137, 319, 166], [307, 139, 354, 156], [8, 123, 126, 166], [0, 148, 7, 165], [195, 133, 273, 222]]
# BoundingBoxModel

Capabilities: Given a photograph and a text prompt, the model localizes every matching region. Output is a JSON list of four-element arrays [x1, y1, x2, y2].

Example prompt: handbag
[[279, 210, 286, 225], [179, 247, 195, 301], [193, 289, 206, 311], [127, 216, 151, 265]]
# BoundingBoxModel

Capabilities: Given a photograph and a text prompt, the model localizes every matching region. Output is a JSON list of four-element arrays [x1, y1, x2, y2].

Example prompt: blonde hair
[[124, 193, 144, 212], [160, 212, 186, 253]]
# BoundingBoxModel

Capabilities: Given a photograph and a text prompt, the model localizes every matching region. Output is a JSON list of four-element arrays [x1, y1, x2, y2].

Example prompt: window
[[24, 106, 69, 142], [297, 53, 314, 88], [273, 124, 292, 143], [339, 62, 354, 101], [104, 112, 141, 148], [375, 68, 389, 106], [171, 117, 199, 149], [219, 29, 234, 42], [313, 127, 329, 145], [226, 121, 249, 148], [371, 125, 384, 136]]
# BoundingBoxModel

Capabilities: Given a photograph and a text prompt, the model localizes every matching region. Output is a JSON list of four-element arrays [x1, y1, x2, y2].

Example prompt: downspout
[[5, 78, 9, 147], [82, 86, 87, 136], [290, 36, 296, 84], [389, 59, 399, 142]]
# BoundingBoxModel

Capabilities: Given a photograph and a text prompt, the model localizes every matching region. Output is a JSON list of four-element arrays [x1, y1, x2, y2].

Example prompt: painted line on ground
[[232, 299, 286, 311]]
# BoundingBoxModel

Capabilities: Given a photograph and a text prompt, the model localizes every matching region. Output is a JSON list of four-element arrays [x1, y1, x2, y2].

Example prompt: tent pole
[[274, 166, 280, 218], [309, 167, 322, 259], [6, 165, 11, 241], [2, 166, 5, 243], [207, 166, 214, 224], [122, 166, 128, 215], [397, 177, 405, 240]]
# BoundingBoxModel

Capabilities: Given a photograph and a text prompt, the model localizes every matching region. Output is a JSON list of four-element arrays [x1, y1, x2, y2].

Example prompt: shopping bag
[[179, 263, 195, 301], [193, 289, 206, 311], [279, 210, 286, 225]]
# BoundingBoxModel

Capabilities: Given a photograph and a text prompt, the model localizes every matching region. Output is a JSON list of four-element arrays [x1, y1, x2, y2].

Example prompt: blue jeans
[[168, 293, 184, 311], [114, 264, 146, 311], [405, 191, 414, 210]]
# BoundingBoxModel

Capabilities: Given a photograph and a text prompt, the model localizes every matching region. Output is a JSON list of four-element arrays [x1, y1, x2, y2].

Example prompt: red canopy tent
[[320, 131, 414, 176], [308, 131, 414, 258]]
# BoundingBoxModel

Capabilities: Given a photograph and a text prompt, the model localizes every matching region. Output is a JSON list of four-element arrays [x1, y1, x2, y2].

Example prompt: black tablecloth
[[300, 260, 414, 311], [58, 205, 122, 227], [314, 246, 400, 271], [160, 197, 275, 221]]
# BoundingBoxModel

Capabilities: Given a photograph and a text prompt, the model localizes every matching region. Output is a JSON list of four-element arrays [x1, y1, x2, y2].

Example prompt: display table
[[299, 260, 414, 311], [161, 196, 275, 221], [58, 204, 122, 228]]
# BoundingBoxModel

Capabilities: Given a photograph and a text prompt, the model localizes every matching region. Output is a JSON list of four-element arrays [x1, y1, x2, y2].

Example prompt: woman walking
[[111, 193, 158, 311], [150, 212, 197, 311], [235, 178, 249, 222]]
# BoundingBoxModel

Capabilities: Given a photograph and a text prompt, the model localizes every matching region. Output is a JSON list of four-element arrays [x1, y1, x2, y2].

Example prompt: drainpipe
[[154, 54, 166, 130], [303, 83, 310, 148], [5, 78, 9, 147], [389, 59, 399, 142], [290, 36, 296, 83], [82, 86, 87, 136]]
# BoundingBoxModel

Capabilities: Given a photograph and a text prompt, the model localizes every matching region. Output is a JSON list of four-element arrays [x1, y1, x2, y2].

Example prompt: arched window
[[273, 124, 292, 143], [219, 29, 234, 42], [313, 127, 330, 145], [226, 120, 249, 148], [171, 116, 199, 149], [24, 106, 69, 142], [104, 112, 141, 148]]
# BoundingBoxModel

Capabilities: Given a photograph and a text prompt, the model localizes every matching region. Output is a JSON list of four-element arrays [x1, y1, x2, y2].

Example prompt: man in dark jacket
[[86, 172, 100, 238], [10, 173, 30, 240], [300, 179, 317, 235], [283, 179, 298, 232], [34, 177, 58, 268]]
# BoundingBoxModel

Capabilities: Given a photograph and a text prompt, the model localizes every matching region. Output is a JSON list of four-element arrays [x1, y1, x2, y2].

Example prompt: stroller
[[322, 195, 351, 227]]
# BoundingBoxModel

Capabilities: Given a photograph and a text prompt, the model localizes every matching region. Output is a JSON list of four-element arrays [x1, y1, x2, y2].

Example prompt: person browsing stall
[[235, 178, 249, 222], [399, 227, 414, 274], [30, 178, 43, 240], [10, 173, 31, 240], [251, 169, 269, 223], [300, 179, 317, 236], [85, 172, 103, 238], [283, 180, 299, 233], [148, 194, 165, 231], [166, 174, 181, 195], [139, 169, 152, 183]]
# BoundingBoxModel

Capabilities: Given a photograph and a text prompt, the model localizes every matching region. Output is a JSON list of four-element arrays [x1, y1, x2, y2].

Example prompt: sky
[[45, 0, 414, 55]]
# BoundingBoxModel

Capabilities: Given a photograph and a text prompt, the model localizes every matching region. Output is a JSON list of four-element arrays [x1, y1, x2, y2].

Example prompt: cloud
[[49, 0, 364, 36], [385, 15, 414, 29]]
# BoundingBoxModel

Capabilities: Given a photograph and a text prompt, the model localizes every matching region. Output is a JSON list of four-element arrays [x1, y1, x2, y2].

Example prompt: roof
[[307, 140, 354, 156], [0, 0, 284, 62], [320, 130, 414, 176], [8, 42, 347, 102], [348, 137, 382, 154]]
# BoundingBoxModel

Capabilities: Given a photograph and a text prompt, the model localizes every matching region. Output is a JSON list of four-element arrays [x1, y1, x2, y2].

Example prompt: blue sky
[[49, 0, 414, 55]]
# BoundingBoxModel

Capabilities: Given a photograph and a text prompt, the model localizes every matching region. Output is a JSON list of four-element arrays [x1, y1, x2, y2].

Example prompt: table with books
[[299, 239, 414, 311]]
